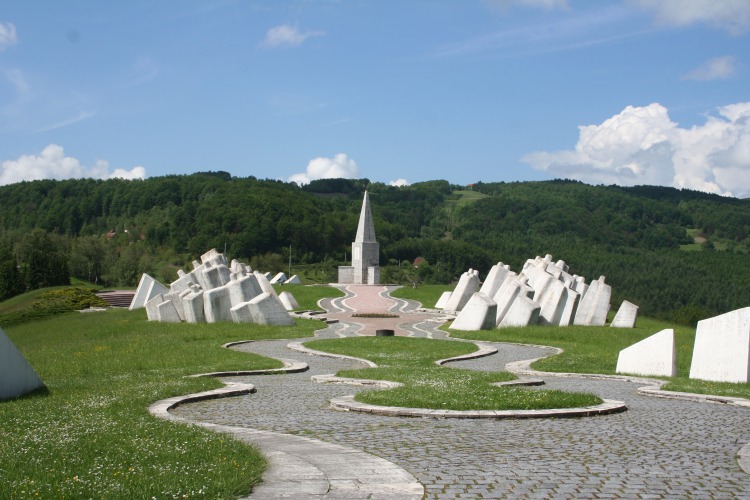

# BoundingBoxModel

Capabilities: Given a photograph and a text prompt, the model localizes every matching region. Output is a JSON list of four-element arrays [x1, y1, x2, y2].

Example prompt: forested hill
[[0, 173, 748, 322]]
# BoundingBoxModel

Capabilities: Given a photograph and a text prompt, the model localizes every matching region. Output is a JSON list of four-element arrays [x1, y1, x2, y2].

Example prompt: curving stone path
[[169, 285, 750, 499]]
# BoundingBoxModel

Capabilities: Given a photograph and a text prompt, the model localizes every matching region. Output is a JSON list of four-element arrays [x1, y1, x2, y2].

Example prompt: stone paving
[[172, 286, 750, 499]]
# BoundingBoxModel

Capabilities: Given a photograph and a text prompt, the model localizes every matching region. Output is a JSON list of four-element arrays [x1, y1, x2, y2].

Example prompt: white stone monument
[[338, 190, 380, 284], [434, 291, 452, 309], [616, 329, 676, 377], [689, 307, 750, 383], [443, 271, 480, 313]]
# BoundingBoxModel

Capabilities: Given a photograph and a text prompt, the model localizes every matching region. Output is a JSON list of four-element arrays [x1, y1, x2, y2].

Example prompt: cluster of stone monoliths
[[129, 248, 300, 326], [440, 254, 639, 331]]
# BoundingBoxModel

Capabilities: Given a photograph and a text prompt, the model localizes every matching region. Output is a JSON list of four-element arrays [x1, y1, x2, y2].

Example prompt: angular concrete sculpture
[[0, 326, 45, 401], [689, 307, 750, 383], [279, 291, 300, 311], [616, 329, 676, 377], [451, 292, 497, 331], [137, 249, 297, 326], [611, 300, 639, 328], [443, 271, 480, 313], [286, 275, 302, 284], [434, 291, 452, 309], [130, 273, 169, 310]]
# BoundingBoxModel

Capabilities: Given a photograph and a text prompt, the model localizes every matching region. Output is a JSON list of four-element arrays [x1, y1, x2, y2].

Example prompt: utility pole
[[288, 244, 292, 277]]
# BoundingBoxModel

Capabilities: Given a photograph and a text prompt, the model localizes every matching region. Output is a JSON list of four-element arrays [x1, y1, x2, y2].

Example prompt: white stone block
[[479, 262, 511, 298], [244, 292, 295, 326], [169, 272, 195, 295], [0, 326, 45, 401], [499, 296, 541, 328], [164, 292, 186, 321], [203, 286, 232, 323], [202, 262, 230, 289], [230, 302, 254, 323], [130, 273, 168, 310], [434, 291, 452, 309], [557, 287, 580, 327], [145, 294, 165, 321], [611, 300, 639, 328], [616, 329, 676, 377], [255, 271, 277, 295], [286, 275, 302, 284], [689, 307, 750, 383], [573, 276, 611, 326], [183, 289, 205, 323], [451, 292, 497, 331], [443, 271, 480, 313], [492, 274, 523, 326], [279, 291, 300, 311], [270, 272, 287, 284], [156, 299, 182, 323], [227, 274, 262, 307]]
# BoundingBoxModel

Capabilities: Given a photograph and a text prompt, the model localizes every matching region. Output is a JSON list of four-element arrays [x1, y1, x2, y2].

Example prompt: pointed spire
[[355, 190, 377, 243]]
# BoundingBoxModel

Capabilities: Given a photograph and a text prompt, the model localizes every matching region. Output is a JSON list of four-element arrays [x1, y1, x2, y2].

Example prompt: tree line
[[0, 174, 748, 322]]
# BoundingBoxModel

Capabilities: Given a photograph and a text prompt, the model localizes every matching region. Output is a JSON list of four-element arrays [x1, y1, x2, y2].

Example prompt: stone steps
[[95, 290, 135, 308]]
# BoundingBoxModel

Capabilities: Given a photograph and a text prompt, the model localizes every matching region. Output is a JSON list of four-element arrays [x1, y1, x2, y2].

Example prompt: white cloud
[[682, 56, 738, 80], [521, 102, 750, 198], [390, 178, 410, 187], [630, 0, 750, 35], [260, 24, 325, 48], [289, 153, 359, 185], [0, 144, 147, 186], [0, 21, 17, 51]]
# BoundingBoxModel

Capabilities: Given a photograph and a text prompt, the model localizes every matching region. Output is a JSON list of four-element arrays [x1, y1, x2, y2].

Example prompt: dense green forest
[[0, 173, 748, 323]]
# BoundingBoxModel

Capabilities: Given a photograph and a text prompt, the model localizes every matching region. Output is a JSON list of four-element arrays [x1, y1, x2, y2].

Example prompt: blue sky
[[1, 0, 749, 197]]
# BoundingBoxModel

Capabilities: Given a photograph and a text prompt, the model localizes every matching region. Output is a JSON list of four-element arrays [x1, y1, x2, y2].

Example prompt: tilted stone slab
[[443, 271, 480, 313], [573, 276, 611, 326], [286, 274, 302, 284], [434, 291, 452, 309], [255, 271, 277, 295], [0, 326, 45, 401], [492, 274, 523, 326], [479, 262, 511, 298], [270, 272, 287, 284], [145, 293, 165, 321], [279, 291, 300, 311], [130, 273, 168, 310], [451, 292, 497, 331], [182, 288, 205, 324], [616, 329, 676, 377], [156, 299, 182, 323], [201, 262, 230, 289], [203, 285, 232, 323], [611, 300, 639, 328], [499, 295, 541, 327], [557, 287, 580, 327], [227, 273, 262, 308], [245, 292, 295, 326], [689, 307, 750, 383]]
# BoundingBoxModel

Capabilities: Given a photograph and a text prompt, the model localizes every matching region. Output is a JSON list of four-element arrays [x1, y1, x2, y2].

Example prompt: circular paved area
[[173, 285, 750, 499]]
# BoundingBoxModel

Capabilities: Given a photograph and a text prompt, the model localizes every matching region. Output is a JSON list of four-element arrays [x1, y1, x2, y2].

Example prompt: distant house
[[413, 257, 426, 268], [105, 229, 116, 240]]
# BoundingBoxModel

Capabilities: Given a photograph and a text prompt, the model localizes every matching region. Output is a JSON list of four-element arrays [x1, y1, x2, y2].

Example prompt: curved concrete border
[[293, 339, 631, 419], [149, 340, 424, 499], [329, 395, 626, 419]]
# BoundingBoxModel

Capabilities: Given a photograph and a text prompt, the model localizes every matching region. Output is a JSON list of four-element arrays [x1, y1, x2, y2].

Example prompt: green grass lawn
[[273, 284, 345, 311], [449, 318, 750, 400], [389, 284, 449, 309], [1, 308, 324, 499], [304, 336, 602, 411]]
